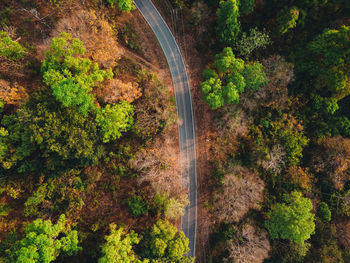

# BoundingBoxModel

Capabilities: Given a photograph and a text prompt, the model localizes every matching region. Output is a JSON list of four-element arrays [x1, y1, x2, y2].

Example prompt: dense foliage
[[5, 215, 81, 263], [265, 191, 315, 245], [201, 47, 267, 109], [0, 31, 26, 60], [107, 0, 136, 12], [42, 32, 113, 116]]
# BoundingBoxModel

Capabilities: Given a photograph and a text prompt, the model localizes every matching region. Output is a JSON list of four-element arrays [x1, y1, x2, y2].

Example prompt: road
[[133, 0, 197, 258]]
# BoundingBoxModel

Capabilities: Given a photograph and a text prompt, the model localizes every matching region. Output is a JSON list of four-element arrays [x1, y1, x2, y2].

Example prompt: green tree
[[275, 6, 300, 35], [239, 0, 256, 15], [98, 224, 146, 263], [242, 62, 268, 91], [216, 0, 241, 44], [1, 89, 103, 172], [317, 202, 331, 222], [126, 196, 149, 217], [201, 47, 267, 109], [265, 191, 315, 244], [107, 0, 136, 12], [250, 111, 309, 166], [295, 26, 350, 100], [41, 32, 113, 116], [7, 215, 81, 263], [0, 127, 8, 160], [234, 27, 271, 57], [0, 31, 26, 60], [96, 101, 134, 143], [140, 220, 191, 261]]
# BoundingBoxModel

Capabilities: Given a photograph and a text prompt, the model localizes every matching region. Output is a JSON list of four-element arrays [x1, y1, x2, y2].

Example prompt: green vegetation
[[42, 32, 113, 116], [5, 215, 81, 263], [0, 31, 26, 60], [295, 26, 350, 100], [216, 0, 241, 45], [201, 47, 267, 109], [317, 202, 331, 222], [265, 191, 315, 245], [98, 224, 145, 263], [107, 0, 136, 12], [275, 6, 300, 35], [96, 101, 134, 143], [139, 220, 191, 262], [1, 0, 350, 262]]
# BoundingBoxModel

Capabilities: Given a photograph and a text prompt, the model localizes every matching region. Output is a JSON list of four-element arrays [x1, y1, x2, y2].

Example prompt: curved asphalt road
[[133, 0, 197, 258]]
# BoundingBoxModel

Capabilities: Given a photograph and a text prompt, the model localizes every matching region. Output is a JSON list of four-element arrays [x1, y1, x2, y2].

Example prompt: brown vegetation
[[214, 166, 265, 223], [0, 80, 28, 106], [223, 224, 271, 263], [312, 136, 350, 190], [336, 220, 350, 249], [241, 55, 294, 111]]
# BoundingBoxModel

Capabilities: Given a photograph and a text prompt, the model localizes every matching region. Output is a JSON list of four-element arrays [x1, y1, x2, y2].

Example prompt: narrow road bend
[[133, 0, 197, 258]]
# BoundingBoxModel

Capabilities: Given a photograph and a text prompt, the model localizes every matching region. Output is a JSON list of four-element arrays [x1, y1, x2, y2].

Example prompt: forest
[[0, 0, 349, 262]]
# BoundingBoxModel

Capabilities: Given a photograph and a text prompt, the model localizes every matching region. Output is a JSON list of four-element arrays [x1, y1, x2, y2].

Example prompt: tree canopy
[[98, 224, 146, 263], [201, 47, 268, 109], [7, 215, 81, 263], [1, 89, 102, 173], [107, 0, 136, 12], [216, 0, 241, 44], [96, 101, 134, 143], [41, 32, 113, 116], [265, 191, 315, 244], [295, 26, 350, 100], [0, 31, 26, 60]]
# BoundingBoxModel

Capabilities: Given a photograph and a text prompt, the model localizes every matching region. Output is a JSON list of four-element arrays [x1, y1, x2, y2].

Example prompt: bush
[[0, 31, 26, 60], [317, 202, 331, 222], [126, 195, 149, 217], [106, 0, 136, 12], [96, 101, 134, 143]]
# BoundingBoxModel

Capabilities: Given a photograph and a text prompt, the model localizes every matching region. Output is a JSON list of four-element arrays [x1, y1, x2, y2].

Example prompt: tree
[[295, 26, 350, 100], [141, 220, 191, 261], [234, 27, 271, 57], [224, 224, 271, 263], [239, 0, 256, 15], [107, 0, 136, 12], [0, 31, 26, 60], [216, 0, 241, 44], [41, 32, 113, 116], [317, 202, 331, 222], [214, 166, 265, 223], [250, 111, 309, 166], [154, 193, 189, 220], [311, 136, 350, 190], [201, 47, 267, 109], [275, 6, 300, 35], [126, 196, 149, 217], [96, 101, 134, 143], [7, 215, 81, 263], [98, 224, 146, 263], [242, 62, 269, 91], [265, 191, 315, 244], [1, 89, 103, 172]]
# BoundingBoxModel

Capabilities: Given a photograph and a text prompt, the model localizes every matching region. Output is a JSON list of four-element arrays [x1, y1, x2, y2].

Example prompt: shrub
[[317, 202, 331, 222], [0, 31, 26, 60], [126, 196, 149, 217]]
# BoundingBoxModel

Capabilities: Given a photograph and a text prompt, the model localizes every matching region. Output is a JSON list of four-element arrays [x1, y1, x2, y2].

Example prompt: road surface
[[133, 0, 197, 258]]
